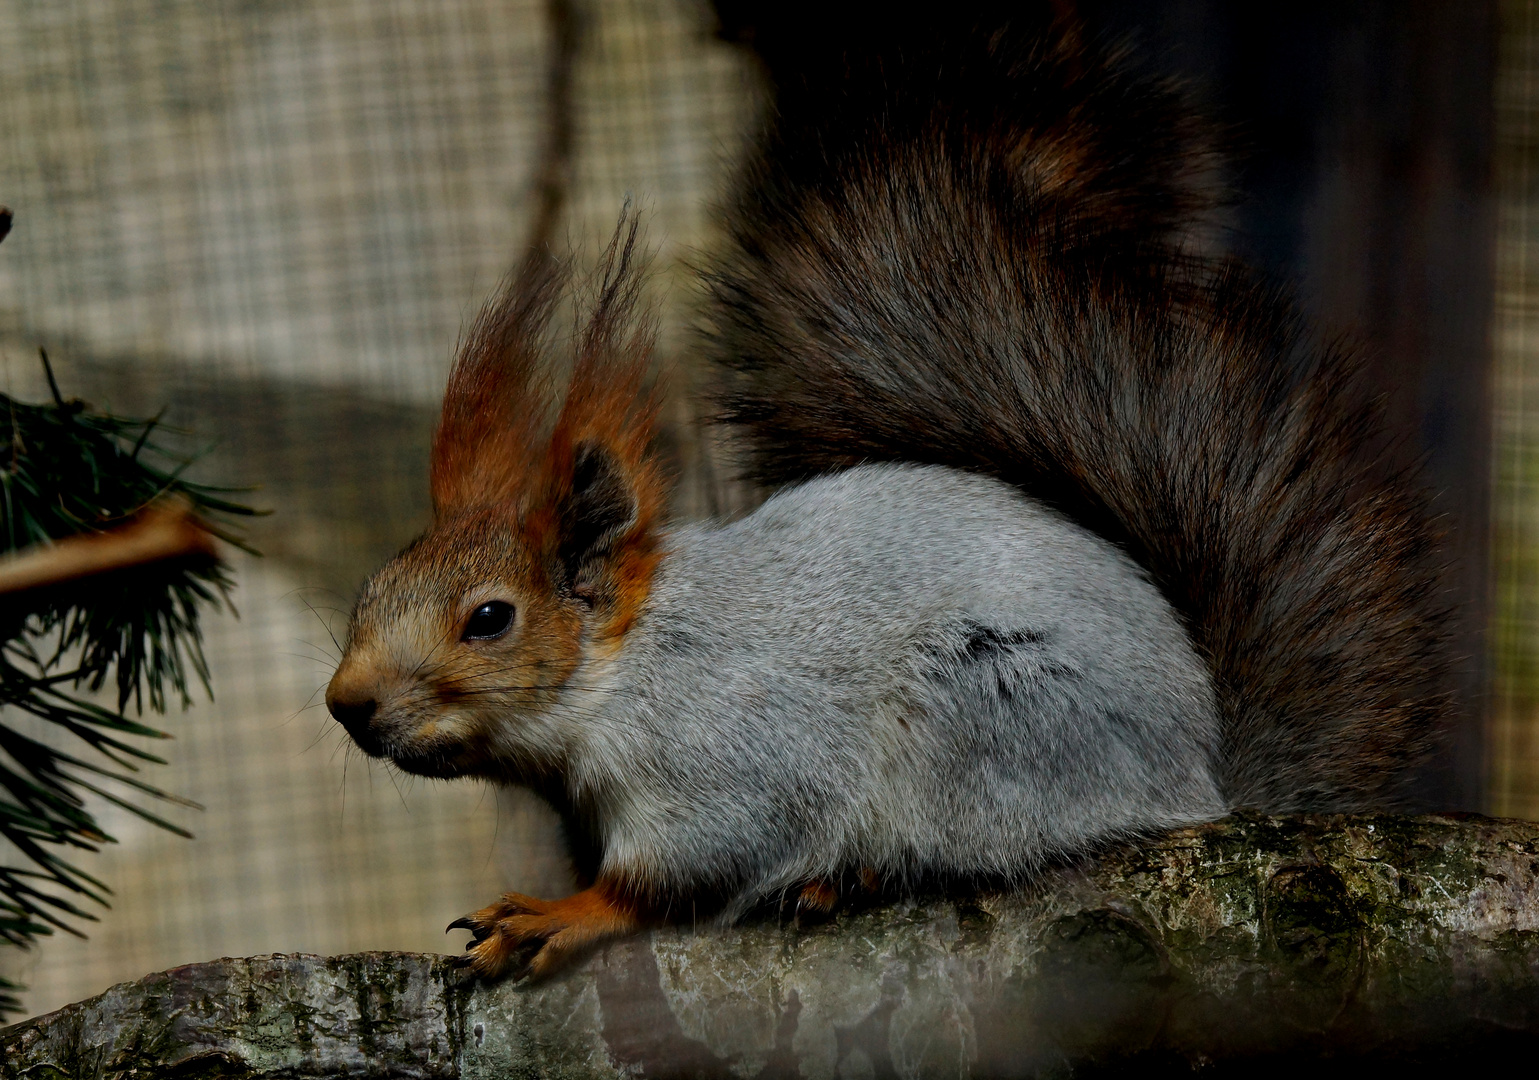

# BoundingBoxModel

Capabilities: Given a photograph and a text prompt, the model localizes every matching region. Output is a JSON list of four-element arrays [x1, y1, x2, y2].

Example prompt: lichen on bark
[[5, 813, 1539, 1078]]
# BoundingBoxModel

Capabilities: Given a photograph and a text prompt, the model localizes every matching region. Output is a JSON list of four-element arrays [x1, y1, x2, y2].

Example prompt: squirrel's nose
[[326, 689, 378, 737]]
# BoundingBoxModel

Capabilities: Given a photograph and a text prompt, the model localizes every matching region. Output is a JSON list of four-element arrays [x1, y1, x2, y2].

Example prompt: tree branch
[[0, 500, 219, 597], [4, 813, 1539, 1075]]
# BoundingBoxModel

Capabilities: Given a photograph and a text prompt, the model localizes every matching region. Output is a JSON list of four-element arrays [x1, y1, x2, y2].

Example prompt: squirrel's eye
[[462, 601, 515, 641]]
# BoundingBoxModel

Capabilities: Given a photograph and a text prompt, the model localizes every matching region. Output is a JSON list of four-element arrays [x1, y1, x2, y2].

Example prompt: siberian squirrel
[[325, 6, 1449, 979]]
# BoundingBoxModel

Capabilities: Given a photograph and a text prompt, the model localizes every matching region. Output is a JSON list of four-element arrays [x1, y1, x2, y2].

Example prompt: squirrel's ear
[[558, 442, 641, 596], [542, 429, 665, 628]]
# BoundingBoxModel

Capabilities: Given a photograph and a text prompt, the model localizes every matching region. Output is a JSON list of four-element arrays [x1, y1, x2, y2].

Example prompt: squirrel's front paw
[[448, 882, 639, 979]]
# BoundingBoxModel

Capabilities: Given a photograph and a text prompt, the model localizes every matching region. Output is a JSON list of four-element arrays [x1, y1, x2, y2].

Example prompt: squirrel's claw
[[447, 883, 640, 980], [446, 914, 494, 941]]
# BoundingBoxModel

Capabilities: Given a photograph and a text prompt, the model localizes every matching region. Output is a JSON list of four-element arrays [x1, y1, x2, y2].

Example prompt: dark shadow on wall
[[0, 343, 439, 602], [4, 337, 728, 607]]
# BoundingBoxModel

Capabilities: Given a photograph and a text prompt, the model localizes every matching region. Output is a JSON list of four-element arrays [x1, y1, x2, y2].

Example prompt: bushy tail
[[704, 9, 1448, 810]]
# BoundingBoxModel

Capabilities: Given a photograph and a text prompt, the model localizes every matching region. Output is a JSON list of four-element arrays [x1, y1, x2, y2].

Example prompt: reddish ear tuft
[[431, 252, 566, 515], [545, 215, 663, 523]]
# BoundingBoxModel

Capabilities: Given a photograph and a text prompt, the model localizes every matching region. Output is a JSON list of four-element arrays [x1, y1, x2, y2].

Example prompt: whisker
[[305, 711, 341, 754], [385, 766, 412, 814], [408, 619, 464, 683], [297, 636, 341, 660], [284, 681, 332, 729], [294, 591, 347, 656], [285, 584, 351, 604], [286, 645, 341, 668]]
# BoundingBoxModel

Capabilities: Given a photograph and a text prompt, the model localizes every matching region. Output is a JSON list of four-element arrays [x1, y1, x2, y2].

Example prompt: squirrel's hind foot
[[448, 881, 640, 979], [791, 868, 883, 926]]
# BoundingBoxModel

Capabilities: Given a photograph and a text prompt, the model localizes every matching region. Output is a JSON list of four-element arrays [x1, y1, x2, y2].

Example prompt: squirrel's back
[[587, 462, 1222, 905], [705, 6, 1450, 811]]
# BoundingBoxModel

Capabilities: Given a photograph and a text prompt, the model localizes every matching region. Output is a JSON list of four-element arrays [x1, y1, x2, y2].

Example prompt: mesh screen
[[0, 0, 757, 1020], [1493, 0, 1539, 818]]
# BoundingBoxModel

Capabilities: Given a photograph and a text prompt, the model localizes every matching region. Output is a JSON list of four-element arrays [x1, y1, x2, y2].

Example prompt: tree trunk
[[5, 813, 1539, 1077]]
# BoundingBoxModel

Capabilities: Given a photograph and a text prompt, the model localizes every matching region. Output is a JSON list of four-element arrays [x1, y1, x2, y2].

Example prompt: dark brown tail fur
[[704, 5, 1449, 810]]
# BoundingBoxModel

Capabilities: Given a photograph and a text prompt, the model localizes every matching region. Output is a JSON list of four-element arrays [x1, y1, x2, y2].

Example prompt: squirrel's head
[[326, 221, 665, 780]]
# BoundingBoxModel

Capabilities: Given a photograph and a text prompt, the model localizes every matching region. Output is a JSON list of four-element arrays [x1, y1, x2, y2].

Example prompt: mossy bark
[[5, 813, 1539, 1078]]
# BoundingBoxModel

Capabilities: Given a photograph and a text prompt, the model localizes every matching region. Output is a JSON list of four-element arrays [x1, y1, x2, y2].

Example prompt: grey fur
[[554, 463, 1223, 913]]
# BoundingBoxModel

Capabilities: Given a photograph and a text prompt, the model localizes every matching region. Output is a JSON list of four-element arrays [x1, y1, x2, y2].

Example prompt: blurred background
[[0, 0, 1521, 1022]]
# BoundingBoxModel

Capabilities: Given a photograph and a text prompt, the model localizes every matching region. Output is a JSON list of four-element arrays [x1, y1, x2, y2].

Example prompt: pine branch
[[1, 332, 259, 1020]]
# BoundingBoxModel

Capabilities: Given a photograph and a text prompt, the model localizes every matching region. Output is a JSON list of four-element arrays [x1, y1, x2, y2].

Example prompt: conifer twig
[[0, 499, 218, 596]]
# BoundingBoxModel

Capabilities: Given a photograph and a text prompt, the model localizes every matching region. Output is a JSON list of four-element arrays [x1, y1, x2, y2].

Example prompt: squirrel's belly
[[596, 462, 1225, 892]]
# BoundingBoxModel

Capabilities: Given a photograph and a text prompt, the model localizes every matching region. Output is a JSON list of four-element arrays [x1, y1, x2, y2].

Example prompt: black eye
[[462, 601, 514, 641]]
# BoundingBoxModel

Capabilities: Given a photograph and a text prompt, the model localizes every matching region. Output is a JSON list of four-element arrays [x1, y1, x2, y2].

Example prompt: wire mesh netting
[[1493, 0, 1539, 819], [0, 0, 758, 1020]]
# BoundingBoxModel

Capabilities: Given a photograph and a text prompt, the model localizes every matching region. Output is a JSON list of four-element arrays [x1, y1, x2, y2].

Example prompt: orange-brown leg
[[448, 878, 641, 979], [795, 868, 882, 923], [796, 878, 840, 921]]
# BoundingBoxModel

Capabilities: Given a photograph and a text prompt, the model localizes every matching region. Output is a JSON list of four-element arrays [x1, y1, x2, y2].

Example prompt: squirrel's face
[[325, 510, 587, 780], [326, 435, 664, 781]]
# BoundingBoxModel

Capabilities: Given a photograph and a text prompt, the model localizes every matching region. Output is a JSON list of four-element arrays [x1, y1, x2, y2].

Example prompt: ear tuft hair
[[430, 250, 565, 515]]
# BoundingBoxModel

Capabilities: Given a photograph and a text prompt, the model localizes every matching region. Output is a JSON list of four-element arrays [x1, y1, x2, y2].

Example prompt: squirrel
[[325, 4, 1449, 979]]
